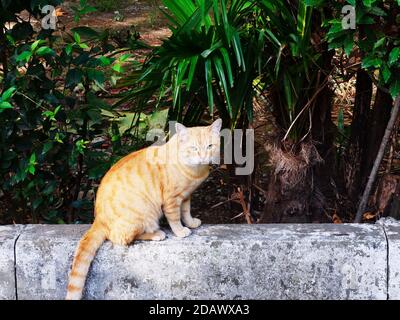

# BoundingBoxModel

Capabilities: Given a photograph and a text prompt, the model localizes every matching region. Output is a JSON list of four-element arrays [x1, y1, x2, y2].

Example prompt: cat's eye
[[189, 146, 199, 152], [207, 144, 214, 150]]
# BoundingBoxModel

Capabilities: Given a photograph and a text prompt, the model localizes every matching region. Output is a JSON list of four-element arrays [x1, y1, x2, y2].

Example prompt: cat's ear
[[175, 122, 188, 137], [210, 118, 222, 134]]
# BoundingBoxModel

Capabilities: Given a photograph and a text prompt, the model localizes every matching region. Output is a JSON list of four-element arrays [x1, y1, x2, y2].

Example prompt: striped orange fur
[[66, 119, 222, 300]]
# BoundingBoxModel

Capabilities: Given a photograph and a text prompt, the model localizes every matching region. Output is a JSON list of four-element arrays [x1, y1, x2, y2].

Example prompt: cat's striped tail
[[66, 222, 106, 300]]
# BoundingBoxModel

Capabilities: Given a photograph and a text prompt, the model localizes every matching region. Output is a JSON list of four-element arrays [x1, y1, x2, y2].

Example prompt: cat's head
[[175, 119, 222, 166]]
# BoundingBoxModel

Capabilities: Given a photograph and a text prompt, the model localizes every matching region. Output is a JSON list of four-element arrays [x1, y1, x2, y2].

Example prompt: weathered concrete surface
[[14, 224, 388, 300], [377, 218, 400, 299], [0, 225, 23, 300]]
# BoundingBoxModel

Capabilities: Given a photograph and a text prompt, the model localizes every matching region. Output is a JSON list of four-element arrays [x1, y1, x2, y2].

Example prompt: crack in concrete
[[13, 232, 20, 300], [12, 226, 26, 301], [380, 224, 390, 300]]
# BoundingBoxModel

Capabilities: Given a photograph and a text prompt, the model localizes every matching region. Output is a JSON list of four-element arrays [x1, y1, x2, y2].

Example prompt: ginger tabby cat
[[66, 119, 222, 300]]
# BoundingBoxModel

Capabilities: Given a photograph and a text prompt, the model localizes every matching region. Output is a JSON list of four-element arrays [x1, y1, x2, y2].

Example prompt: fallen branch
[[354, 95, 400, 223]]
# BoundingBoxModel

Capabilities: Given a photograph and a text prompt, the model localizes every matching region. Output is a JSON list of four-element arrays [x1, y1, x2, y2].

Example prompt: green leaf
[[36, 46, 55, 56], [390, 80, 400, 99], [75, 139, 88, 154], [361, 56, 382, 69], [162, 0, 197, 26], [42, 105, 61, 121], [31, 40, 45, 52], [73, 32, 81, 43], [382, 64, 391, 84], [28, 166, 35, 175], [65, 44, 73, 55], [219, 47, 233, 88], [112, 63, 123, 73], [297, 1, 308, 39], [2, 86, 16, 101], [173, 58, 190, 107], [26, 153, 37, 175], [119, 53, 132, 62], [16, 51, 32, 62], [99, 56, 111, 66], [204, 59, 214, 114], [29, 153, 36, 164], [220, 0, 231, 42], [389, 47, 400, 66], [42, 110, 53, 118], [232, 31, 245, 71], [186, 56, 198, 91], [357, 15, 374, 24], [212, 0, 220, 25], [6, 34, 15, 46], [369, 6, 387, 16], [78, 43, 89, 49], [201, 41, 222, 59], [373, 37, 385, 50], [213, 55, 232, 117], [54, 105, 61, 115], [264, 28, 281, 48], [305, 0, 324, 5], [54, 132, 64, 144], [344, 35, 354, 56], [0, 101, 13, 110], [363, 0, 377, 7]]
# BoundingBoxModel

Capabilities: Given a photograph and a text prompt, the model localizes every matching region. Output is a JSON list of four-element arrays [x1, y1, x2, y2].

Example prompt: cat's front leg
[[181, 197, 201, 229], [164, 198, 191, 238]]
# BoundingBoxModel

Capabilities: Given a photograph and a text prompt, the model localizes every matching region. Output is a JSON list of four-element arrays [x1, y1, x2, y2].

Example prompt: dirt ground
[[60, 1, 171, 46]]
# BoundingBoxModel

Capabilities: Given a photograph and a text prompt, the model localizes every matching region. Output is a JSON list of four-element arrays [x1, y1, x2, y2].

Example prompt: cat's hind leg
[[108, 221, 142, 246], [139, 211, 165, 240], [137, 230, 166, 241]]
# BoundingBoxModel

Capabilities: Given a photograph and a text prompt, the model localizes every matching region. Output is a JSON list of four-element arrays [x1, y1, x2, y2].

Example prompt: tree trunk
[[0, 25, 8, 79], [344, 70, 373, 203], [362, 89, 393, 183]]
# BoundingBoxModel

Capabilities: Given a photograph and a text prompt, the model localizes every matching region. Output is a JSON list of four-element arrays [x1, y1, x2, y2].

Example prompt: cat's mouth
[[179, 159, 214, 166]]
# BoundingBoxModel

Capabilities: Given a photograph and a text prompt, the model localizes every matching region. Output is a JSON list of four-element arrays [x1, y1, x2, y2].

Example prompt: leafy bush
[[324, 0, 400, 98], [0, 1, 152, 224]]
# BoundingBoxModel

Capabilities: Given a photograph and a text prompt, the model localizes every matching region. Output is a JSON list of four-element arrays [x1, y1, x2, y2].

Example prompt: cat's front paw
[[186, 218, 202, 229], [174, 227, 192, 238]]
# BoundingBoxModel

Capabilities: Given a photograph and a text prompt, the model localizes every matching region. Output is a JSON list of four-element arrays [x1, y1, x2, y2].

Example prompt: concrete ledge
[[1, 223, 400, 299], [378, 218, 400, 299], [0, 225, 23, 299]]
